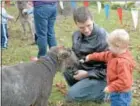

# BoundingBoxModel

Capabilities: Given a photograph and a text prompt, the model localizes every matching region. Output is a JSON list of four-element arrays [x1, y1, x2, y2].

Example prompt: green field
[[2, 3, 140, 106]]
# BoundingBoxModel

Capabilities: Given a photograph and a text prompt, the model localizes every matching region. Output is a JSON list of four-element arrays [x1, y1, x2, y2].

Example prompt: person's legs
[[30, 33, 37, 45], [110, 92, 131, 106], [47, 4, 57, 48], [1, 24, 8, 48], [34, 33, 37, 44], [34, 6, 48, 58], [1, 24, 4, 48], [66, 78, 106, 102], [5, 24, 9, 47], [6, 24, 9, 38], [34, 4, 57, 58]]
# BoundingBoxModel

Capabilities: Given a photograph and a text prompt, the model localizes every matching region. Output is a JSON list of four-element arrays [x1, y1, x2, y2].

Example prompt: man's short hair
[[107, 29, 129, 49], [73, 7, 93, 23]]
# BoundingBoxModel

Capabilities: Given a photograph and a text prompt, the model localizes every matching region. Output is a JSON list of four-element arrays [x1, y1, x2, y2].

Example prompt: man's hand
[[104, 87, 110, 94], [73, 70, 88, 80], [79, 56, 89, 63], [79, 59, 85, 63]]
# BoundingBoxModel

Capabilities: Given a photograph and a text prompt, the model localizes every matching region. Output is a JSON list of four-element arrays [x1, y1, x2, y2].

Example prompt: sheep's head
[[49, 46, 79, 71], [16, 1, 28, 10]]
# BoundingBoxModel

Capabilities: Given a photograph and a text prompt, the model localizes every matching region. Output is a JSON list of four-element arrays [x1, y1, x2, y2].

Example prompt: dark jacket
[[72, 23, 108, 80]]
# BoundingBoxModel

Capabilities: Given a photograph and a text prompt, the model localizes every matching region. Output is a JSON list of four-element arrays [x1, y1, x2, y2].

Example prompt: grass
[[2, 4, 140, 106]]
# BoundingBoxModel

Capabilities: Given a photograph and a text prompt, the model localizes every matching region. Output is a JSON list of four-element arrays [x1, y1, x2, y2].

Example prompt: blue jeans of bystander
[[34, 3, 57, 58], [1, 24, 8, 48]]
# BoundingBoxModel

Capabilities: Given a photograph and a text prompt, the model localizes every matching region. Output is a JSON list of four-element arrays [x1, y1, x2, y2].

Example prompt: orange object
[[58, 89, 67, 95], [83, 1, 89, 7], [55, 82, 67, 95], [117, 8, 123, 24], [87, 50, 135, 92], [55, 82, 66, 89]]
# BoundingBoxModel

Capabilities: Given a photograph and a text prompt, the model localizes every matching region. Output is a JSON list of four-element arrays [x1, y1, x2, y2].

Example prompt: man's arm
[[88, 68, 106, 79], [95, 24, 109, 52]]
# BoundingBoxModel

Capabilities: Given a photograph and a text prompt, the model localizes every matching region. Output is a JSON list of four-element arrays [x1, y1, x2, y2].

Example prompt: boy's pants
[[1, 24, 8, 48], [34, 3, 57, 58], [110, 92, 131, 106]]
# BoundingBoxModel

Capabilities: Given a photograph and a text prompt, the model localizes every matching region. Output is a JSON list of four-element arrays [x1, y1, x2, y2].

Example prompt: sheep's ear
[[49, 46, 65, 55], [54, 46, 65, 53], [58, 49, 71, 60]]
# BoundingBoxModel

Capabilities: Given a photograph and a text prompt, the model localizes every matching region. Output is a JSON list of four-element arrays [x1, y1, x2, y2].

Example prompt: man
[[64, 7, 108, 102], [32, 0, 58, 60]]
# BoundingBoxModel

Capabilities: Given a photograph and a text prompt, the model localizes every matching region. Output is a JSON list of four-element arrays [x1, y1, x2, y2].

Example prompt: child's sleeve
[[87, 51, 111, 62]]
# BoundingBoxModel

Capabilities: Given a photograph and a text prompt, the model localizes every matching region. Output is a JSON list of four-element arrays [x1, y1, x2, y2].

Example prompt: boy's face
[[107, 37, 119, 54], [108, 42, 128, 55], [109, 45, 119, 54]]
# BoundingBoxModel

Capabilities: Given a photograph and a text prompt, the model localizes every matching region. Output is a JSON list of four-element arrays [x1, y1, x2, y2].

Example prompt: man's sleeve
[[88, 68, 106, 79]]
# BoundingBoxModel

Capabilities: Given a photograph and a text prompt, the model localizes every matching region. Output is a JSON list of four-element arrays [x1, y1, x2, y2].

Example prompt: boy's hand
[[104, 87, 110, 94]]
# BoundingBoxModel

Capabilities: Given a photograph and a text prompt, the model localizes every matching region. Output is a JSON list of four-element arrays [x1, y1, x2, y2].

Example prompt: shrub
[[127, 2, 135, 10], [111, 4, 122, 10]]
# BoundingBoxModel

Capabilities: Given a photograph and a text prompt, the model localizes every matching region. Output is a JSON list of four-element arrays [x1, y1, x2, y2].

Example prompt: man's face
[[76, 18, 93, 36]]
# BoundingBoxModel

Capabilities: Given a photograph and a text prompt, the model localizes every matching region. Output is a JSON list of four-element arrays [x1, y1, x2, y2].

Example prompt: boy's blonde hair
[[107, 29, 129, 54]]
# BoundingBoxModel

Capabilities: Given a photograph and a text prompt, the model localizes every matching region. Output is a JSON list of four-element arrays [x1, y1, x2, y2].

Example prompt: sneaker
[[30, 57, 38, 62]]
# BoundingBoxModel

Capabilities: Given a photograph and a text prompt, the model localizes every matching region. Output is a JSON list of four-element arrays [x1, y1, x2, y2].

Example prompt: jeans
[[1, 24, 8, 48], [34, 3, 57, 58], [110, 92, 131, 106], [65, 78, 106, 102]]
